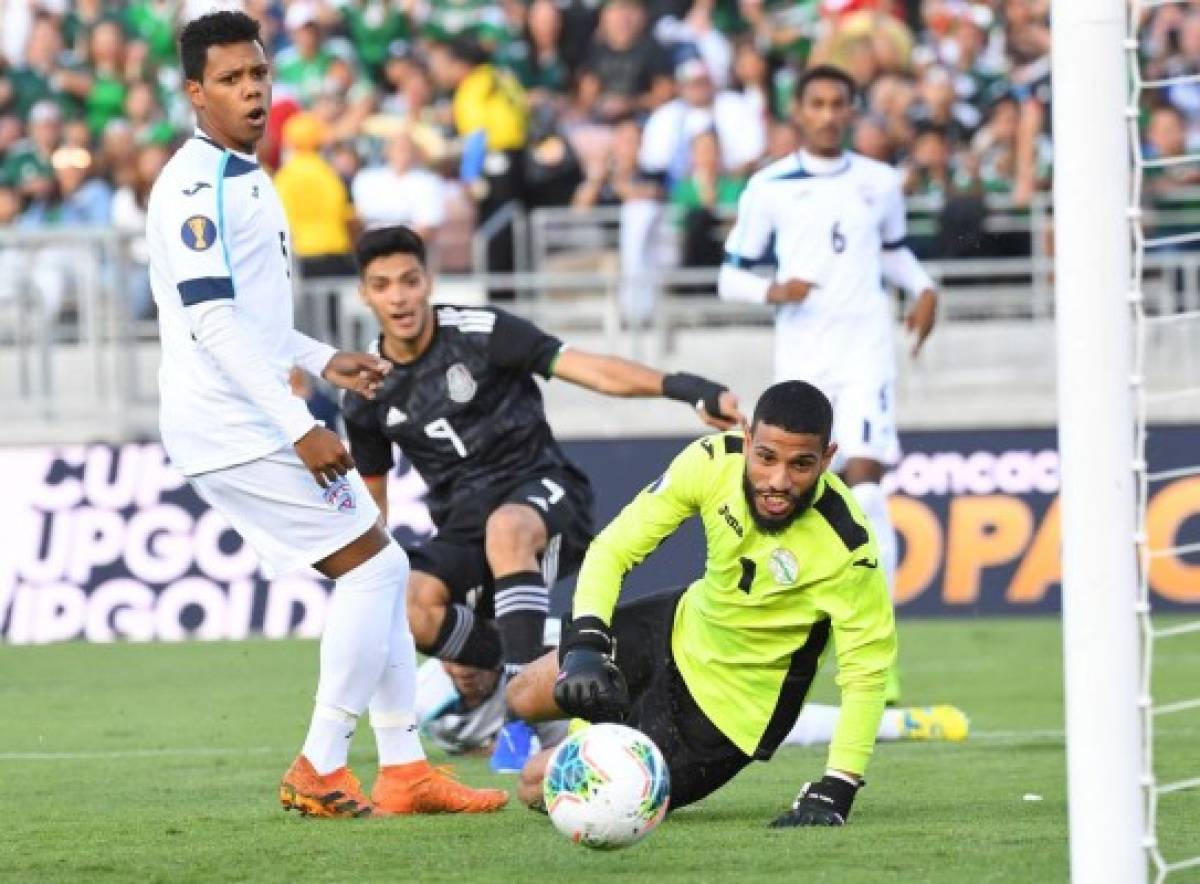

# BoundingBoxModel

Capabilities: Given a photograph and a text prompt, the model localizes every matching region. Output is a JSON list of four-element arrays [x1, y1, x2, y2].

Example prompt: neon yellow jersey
[[573, 432, 897, 775]]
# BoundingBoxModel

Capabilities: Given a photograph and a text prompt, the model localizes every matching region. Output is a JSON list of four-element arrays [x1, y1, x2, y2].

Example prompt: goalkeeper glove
[[769, 774, 860, 828], [553, 615, 630, 723]]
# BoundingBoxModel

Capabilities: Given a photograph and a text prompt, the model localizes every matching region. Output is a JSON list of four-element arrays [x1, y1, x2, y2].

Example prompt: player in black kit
[[342, 226, 741, 766]]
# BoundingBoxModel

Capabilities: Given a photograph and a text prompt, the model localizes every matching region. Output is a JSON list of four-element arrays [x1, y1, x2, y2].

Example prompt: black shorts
[[406, 468, 594, 611], [609, 588, 752, 811]]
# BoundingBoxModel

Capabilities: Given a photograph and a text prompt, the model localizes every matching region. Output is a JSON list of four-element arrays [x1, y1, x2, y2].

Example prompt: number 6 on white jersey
[[425, 417, 467, 457]]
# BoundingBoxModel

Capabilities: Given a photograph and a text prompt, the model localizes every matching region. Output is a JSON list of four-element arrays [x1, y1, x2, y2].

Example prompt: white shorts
[[825, 377, 901, 469], [189, 447, 381, 578]]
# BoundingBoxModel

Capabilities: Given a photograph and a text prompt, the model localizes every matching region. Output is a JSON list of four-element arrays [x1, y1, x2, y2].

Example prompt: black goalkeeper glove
[[769, 775, 860, 828], [553, 615, 630, 723]]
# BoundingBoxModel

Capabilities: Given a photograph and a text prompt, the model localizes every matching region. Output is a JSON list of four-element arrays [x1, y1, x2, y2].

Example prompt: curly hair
[[179, 10, 262, 82], [752, 380, 834, 447]]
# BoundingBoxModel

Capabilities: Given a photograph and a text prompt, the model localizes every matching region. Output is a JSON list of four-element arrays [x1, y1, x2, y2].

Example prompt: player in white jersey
[[149, 11, 506, 817], [718, 65, 939, 700]]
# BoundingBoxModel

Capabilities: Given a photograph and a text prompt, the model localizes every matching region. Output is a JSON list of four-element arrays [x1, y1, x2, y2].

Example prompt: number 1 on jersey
[[425, 417, 467, 458]]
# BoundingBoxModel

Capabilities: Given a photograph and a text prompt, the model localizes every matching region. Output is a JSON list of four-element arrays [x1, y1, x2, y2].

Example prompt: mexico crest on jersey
[[446, 363, 477, 403], [768, 548, 800, 586]]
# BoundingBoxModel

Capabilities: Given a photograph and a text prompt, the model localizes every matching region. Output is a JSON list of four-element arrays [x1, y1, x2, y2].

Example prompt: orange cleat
[[279, 755, 374, 818], [371, 760, 510, 815]]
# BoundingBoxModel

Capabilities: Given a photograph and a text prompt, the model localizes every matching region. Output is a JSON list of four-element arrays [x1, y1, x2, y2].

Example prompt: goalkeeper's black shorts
[[609, 587, 752, 810]]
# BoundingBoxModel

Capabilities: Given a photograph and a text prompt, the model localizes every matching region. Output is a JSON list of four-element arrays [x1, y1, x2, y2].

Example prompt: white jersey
[[724, 150, 906, 389], [147, 131, 304, 476]]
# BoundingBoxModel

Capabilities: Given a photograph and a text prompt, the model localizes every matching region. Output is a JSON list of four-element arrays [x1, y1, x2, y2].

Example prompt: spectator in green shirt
[[82, 20, 129, 137], [0, 115, 22, 158], [340, 0, 411, 84], [740, 0, 819, 66], [496, 0, 569, 104], [124, 0, 178, 68], [9, 14, 76, 121], [123, 79, 175, 148], [2, 100, 60, 206], [671, 128, 745, 275], [275, 2, 339, 107], [62, 0, 120, 59], [671, 129, 746, 215], [420, 0, 509, 47], [970, 96, 1019, 195], [1144, 104, 1200, 250]]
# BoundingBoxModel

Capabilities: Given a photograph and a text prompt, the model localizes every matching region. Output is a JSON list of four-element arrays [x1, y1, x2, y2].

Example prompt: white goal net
[[1127, 2, 1200, 881]]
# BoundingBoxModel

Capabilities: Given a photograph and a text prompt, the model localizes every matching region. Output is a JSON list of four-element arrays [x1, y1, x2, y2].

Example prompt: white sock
[[782, 704, 842, 746], [877, 707, 906, 740], [303, 704, 359, 774], [368, 566, 425, 767], [781, 704, 909, 747], [301, 542, 408, 774], [850, 482, 898, 586], [371, 707, 424, 767]]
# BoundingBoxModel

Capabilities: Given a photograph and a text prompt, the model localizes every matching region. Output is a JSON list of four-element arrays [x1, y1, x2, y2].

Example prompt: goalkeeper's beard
[[742, 473, 819, 534]]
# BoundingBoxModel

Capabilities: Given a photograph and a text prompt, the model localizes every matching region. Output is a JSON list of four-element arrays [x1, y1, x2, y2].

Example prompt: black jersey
[[342, 305, 592, 530]]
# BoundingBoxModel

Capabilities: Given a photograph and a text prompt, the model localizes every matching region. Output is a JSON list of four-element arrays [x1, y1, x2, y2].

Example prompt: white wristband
[[717, 263, 770, 305]]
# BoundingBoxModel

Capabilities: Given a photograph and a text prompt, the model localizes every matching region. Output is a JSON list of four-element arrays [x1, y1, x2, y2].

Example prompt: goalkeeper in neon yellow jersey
[[507, 380, 899, 826]]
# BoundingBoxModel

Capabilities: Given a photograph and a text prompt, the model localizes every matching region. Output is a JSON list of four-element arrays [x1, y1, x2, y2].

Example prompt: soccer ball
[[543, 723, 671, 850]]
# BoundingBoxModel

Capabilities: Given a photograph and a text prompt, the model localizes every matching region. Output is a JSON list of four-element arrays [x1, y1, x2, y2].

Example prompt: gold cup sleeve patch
[[181, 215, 217, 251]]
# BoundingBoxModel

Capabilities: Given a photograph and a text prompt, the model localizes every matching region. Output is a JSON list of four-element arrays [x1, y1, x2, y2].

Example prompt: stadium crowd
[[0, 0, 1194, 318]]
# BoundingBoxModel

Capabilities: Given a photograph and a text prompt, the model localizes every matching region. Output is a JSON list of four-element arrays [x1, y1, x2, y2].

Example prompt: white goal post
[[1052, 1, 1147, 882]]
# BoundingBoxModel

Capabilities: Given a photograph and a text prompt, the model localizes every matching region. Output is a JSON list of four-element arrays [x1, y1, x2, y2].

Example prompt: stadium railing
[[0, 226, 151, 434], [471, 199, 531, 276], [3, 197, 1200, 443]]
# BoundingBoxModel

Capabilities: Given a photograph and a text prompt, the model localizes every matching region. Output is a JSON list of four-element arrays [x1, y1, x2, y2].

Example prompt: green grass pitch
[[3, 617, 1198, 882]]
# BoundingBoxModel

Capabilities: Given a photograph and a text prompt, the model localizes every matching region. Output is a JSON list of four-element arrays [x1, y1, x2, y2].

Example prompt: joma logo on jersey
[[717, 503, 744, 538]]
